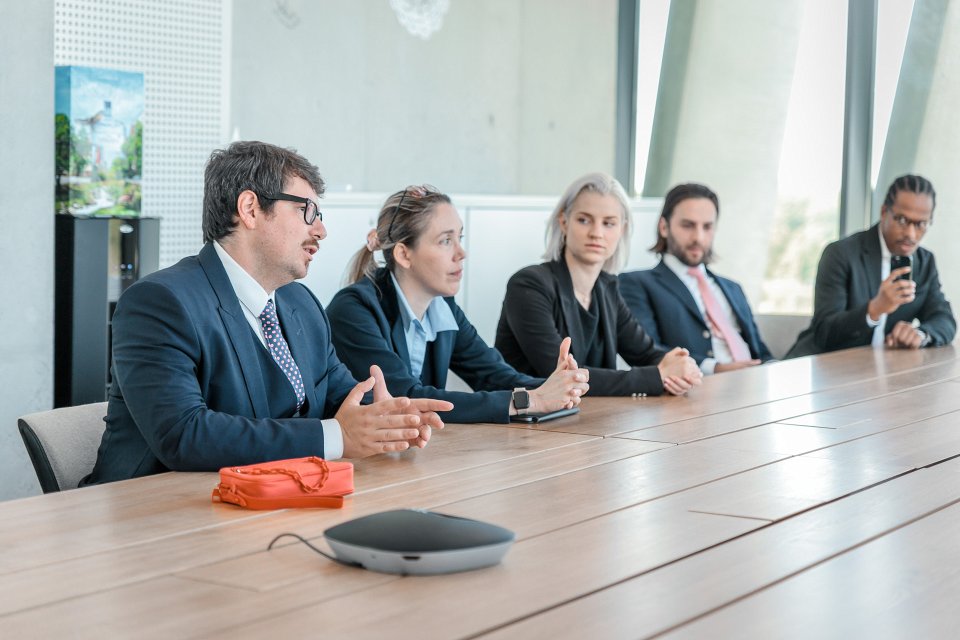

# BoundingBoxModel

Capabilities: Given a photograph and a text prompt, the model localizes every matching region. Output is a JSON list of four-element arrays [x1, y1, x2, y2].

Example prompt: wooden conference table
[[2, 346, 960, 639]]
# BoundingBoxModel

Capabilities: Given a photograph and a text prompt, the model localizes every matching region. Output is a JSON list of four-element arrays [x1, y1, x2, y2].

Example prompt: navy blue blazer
[[786, 224, 955, 357], [619, 261, 773, 366], [327, 268, 542, 424], [85, 243, 358, 484]]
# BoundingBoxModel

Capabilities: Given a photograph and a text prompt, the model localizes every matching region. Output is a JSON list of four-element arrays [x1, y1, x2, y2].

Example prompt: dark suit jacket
[[618, 261, 773, 366], [787, 224, 956, 358], [495, 260, 668, 396], [85, 243, 358, 484], [327, 268, 542, 423]]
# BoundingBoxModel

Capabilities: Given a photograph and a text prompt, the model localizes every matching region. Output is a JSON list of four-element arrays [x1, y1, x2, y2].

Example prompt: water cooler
[[54, 215, 160, 407]]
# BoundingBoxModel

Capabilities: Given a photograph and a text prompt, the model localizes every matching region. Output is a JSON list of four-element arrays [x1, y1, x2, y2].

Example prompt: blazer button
[[702, 330, 710, 339]]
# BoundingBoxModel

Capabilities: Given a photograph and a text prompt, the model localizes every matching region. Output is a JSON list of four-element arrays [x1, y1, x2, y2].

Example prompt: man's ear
[[392, 242, 413, 270], [658, 216, 668, 238], [236, 190, 259, 230]]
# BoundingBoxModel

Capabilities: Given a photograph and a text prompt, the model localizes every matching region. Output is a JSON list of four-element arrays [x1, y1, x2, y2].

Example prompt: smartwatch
[[512, 388, 530, 415]]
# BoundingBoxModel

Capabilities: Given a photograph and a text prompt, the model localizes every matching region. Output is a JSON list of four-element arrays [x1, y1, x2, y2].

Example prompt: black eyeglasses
[[259, 193, 322, 225], [888, 210, 929, 232], [386, 190, 409, 241], [386, 185, 435, 241]]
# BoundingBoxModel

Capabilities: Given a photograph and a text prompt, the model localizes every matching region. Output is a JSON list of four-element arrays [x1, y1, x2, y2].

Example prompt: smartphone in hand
[[891, 255, 911, 281]]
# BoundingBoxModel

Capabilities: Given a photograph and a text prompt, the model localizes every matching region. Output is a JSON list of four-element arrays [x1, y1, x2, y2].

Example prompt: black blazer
[[495, 260, 668, 396], [86, 243, 358, 484], [327, 268, 542, 423], [618, 261, 773, 365], [787, 224, 955, 357]]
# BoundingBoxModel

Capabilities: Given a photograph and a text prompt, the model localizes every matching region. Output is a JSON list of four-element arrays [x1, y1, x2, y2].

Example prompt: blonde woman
[[495, 173, 701, 396]]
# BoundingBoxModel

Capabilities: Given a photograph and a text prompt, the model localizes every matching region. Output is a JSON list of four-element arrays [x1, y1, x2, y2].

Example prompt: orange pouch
[[211, 456, 353, 509]]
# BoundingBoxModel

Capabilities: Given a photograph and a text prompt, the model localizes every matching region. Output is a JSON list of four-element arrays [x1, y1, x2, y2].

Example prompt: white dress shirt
[[866, 225, 909, 347], [663, 253, 744, 375], [214, 242, 343, 458]]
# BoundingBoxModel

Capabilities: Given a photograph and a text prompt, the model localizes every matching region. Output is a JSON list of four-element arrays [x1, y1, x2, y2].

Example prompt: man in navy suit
[[619, 183, 773, 375], [85, 141, 451, 485]]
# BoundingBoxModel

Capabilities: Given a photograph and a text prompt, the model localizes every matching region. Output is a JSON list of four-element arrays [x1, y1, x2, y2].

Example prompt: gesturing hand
[[336, 365, 453, 458], [526, 337, 590, 413]]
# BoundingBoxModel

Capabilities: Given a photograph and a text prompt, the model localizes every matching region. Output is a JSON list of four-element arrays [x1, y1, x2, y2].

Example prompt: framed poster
[[55, 66, 144, 216]]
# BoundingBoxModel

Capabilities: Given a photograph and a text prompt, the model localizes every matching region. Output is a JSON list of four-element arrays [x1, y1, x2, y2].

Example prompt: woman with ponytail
[[327, 185, 589, 423]]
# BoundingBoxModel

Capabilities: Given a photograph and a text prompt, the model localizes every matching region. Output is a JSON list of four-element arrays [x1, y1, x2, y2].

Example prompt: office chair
[[18, 402, 108, 492]]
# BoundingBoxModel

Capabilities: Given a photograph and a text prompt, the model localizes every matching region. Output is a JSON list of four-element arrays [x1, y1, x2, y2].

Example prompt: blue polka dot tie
[[259, 299, 305, 411]]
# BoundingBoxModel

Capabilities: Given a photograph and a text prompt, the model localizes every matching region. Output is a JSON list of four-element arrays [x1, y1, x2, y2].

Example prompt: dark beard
[[666, 234, 712, 266]]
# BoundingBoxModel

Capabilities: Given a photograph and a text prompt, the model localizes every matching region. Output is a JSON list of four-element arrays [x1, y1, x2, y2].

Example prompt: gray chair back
[[18, 402, 108, 492], [754, 314, 812, 360]]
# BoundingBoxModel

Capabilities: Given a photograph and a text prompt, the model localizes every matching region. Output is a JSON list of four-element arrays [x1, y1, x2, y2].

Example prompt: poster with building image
[[55, 66, 143, 216]]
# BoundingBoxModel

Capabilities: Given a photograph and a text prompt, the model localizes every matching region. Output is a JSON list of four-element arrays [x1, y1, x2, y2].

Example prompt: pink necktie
[[687, 267, 752, 362]]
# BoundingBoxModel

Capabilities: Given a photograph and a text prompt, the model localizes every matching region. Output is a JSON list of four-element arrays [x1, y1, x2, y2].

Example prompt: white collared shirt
[[663, 253, 743, 375], [390, 273, 459, 379], [866, 225, 911, 347], [214, 242, 342, 458]]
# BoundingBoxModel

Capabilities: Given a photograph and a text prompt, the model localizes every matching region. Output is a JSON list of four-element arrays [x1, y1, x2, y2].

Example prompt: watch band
[[512, 388, 530, 415]]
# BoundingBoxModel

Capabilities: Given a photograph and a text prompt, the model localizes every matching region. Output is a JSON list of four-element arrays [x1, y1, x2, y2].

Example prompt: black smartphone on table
[[509, 407, 580, 423], [891, 255, 911, 281]]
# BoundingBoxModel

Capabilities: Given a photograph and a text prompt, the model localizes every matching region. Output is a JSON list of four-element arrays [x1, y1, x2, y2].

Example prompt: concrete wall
[[229, 0, 618, 195], [0, 0, 55, 500]]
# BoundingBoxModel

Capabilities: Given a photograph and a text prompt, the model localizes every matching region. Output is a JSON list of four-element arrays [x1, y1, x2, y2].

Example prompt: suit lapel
[[429, 331, 453, 388], [275, 296, 319, 415], [654, 261, 705, 324], [594, 276, 620, 366], [551, 261, 589, 361], [862, 226, 882, 298], [199, 244, 271, 419], [376, 271, 412, 366]]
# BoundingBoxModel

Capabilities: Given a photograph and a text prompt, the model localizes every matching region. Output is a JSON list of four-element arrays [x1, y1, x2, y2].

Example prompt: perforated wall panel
[[54, 0, 226, 266]]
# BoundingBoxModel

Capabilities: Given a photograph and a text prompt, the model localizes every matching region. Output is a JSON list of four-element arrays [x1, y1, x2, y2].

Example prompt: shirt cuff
[[865, 312, 881, 328], [700, 358, 717, 376], [321, 418, 344, 459]]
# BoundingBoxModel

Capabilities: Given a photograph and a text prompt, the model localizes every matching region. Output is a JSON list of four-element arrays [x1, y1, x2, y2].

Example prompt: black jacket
[[787, 224, 955, 357], [495, 260, 668, 396]]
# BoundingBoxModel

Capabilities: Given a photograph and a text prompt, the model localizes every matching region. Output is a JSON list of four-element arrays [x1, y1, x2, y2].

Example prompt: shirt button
[[702, 330, 711, 339]]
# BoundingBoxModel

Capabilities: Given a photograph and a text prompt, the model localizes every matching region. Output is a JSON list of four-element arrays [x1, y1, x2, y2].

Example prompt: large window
[[760, 1, 848, 314], [635, 0, 848, 315], [875, 0, 960, 323]]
